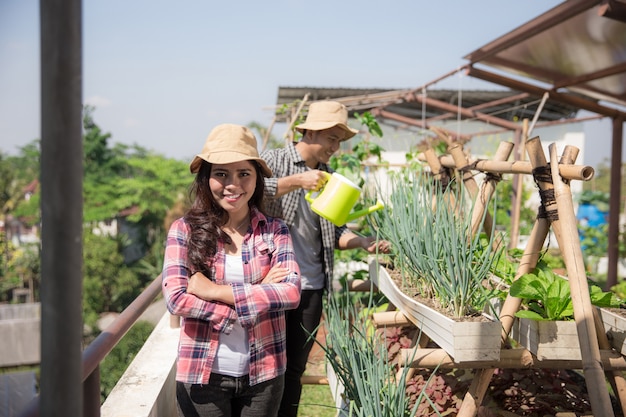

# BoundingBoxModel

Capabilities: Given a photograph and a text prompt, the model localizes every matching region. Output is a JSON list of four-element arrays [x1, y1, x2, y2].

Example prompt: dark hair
[[184, 160, 267, 274]]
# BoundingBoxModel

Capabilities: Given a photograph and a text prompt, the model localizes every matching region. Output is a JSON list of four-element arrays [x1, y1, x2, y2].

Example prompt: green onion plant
[[370, 169, 503, 318]]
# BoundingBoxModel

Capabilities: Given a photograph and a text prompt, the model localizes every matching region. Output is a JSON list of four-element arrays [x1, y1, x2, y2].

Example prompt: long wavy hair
[[184, 160, 267, 275]]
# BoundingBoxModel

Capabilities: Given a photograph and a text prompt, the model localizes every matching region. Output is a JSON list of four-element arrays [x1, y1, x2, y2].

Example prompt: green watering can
[[305, 171, 384, 227]]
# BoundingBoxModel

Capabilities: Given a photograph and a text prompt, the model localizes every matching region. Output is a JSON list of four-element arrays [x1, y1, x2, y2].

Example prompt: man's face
[[307, 126, 348, 164]]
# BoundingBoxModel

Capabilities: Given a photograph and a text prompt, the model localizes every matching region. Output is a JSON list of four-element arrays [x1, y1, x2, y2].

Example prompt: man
[[261, 100, 389, 417]]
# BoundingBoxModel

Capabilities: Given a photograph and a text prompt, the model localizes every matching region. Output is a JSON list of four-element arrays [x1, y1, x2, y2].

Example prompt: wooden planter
[[511, 318, 581, 360], [368, 259, 502, 362], [598, 307, 626, 356], [510, 308, 626, 360]]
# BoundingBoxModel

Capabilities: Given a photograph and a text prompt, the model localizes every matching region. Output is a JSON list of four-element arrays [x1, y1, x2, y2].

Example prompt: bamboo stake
[[284, 93, 309, 141], [447, 142, 494, 238], [549, 143, 615, 417], [470, 141, 513, 239], [423, 147, 456, 212], [415, 153, 594, 181], [261, 116, 276, 152], [371, 311, 411, 328], [457, 136, 572, 417], [509, 119, 528, 249], [594, 308, 626, 414], [345, 279, 376, 292]]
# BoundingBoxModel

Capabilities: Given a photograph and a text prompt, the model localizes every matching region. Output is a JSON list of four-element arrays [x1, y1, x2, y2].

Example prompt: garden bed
[[368, 259, 502, 362]]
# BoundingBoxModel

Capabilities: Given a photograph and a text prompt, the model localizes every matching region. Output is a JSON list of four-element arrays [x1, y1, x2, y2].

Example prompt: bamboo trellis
[[370, 135, 625, 417]]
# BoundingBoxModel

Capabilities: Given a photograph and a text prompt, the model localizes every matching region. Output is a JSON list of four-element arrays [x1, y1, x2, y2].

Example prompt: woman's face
[[209, 160, 257, 215]]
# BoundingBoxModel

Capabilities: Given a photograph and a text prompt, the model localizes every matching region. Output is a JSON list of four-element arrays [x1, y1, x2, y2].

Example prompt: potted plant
[[368, 168, 504, 361], [509, 262, 622, 359]]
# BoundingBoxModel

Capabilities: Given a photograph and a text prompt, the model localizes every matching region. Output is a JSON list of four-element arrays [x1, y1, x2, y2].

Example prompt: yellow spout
[[345, 200, 385, 223]]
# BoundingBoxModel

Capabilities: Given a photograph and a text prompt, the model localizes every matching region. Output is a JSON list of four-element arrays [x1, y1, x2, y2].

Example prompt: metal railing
[[19, 275, 163, 417]]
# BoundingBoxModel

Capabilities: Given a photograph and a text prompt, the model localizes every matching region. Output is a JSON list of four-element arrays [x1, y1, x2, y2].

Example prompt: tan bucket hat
[[295, 101, 359, 139], [189, 124, 272, 177]]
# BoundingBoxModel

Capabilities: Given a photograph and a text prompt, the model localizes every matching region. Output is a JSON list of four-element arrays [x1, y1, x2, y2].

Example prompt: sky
[[0, 0, 619, 169]]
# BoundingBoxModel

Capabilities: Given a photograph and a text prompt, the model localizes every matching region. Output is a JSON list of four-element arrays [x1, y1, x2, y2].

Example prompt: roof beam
[[372, 109, 472, 142], [425, 92, 531, 123], [403, 91, 522, 130], [464, 0, 602, 62], [466, 65, 626, 119]]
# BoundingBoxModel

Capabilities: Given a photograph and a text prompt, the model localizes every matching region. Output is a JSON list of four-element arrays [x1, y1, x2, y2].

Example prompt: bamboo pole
[[457, 136, 573, 417], [415, 153, 594, 182], [549, 143, 615, 417], [399, 347, 626, 370], [594, 308, 626, 414], [470, 141, 513, 239], [509, 119, 528, 249], [346, 279, 376, 292], [284, 93, 309, 141], [447, 142, 494, 238], [371, 311, 411, 328], [423, 147, 456, 210]]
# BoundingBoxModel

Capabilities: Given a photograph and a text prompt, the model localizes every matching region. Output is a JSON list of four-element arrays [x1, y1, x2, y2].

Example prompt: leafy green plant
[[510, 262, 621, 321]]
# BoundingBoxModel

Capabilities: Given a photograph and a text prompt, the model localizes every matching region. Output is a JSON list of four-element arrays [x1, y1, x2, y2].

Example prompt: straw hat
[[189, 124, 272, 177], [295, 101, 359, 139]]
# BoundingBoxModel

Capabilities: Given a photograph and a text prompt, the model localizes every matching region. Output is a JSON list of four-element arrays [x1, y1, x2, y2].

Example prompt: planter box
[[368, 259, 501, 362], [598, 307, 626, 356], [511, 318, 581, 360], [511, 308, 626, 360], [326, 361, 349, 416]]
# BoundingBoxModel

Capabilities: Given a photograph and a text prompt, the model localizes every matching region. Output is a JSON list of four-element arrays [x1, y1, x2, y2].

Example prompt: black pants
[[177, 373, 284, 417], [278, 288, 325, 417]]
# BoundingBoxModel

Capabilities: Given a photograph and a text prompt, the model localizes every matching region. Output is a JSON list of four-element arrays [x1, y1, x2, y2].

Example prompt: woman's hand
[[188, 272, 234, 304], [262, 262, 290, 284]]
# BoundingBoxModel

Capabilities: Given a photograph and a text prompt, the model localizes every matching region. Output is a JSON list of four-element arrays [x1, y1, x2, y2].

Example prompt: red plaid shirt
[[162, 207, 301, 385]]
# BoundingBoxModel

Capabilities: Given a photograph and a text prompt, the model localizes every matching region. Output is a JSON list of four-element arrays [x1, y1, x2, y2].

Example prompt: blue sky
[[2, 0, 616, 168]]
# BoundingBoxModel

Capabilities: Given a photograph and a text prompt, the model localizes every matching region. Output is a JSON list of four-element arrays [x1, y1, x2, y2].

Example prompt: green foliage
[[371, 171, 502, 318], [354, 112, 383, 138], [577, 190, 610, 212], [82, 229, 142, 330], [510, 262, 621, 321], [314, 290, 433, 417], [298, 385, 336, 417], [493, 179, 536, 237], [99, 320, 154, 401], [611, 281, 626, 301]]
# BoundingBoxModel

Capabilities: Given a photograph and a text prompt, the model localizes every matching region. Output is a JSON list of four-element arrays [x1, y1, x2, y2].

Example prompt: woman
[[162, 124, 301, 417]]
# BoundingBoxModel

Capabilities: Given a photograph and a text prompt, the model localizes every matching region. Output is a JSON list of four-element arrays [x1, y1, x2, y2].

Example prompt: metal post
[[39, 0, 83, 416], [607, 117, 624, 290]]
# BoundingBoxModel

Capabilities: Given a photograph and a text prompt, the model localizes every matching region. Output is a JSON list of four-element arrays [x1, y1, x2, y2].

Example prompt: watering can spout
[[345, 200, 385, 224]]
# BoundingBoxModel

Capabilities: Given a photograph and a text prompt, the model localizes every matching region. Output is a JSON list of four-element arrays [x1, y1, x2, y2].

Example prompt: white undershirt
[[213, 254, 250, 376]]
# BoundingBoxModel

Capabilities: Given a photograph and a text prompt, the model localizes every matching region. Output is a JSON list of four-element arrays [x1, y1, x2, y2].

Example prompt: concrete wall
[[100, 312, 179, 417], [0, 303, 40, 367]]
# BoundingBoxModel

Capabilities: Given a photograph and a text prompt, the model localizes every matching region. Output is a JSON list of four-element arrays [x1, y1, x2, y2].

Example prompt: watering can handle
[[304, 171, 332, 203]]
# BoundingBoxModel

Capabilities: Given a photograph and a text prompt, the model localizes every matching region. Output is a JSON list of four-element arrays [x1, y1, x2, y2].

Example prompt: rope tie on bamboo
[[484, 172, 502, 182], [532, 165, 559, 222], [458, 164, 475, 176], [435, 167, 451, 190]]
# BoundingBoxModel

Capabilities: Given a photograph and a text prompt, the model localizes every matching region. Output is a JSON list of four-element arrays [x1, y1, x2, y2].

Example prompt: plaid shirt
[[261, 142, 350, 291], [162, 207, 301, 385]]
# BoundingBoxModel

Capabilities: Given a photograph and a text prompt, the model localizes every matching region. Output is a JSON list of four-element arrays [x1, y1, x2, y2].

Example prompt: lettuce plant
[[510, 263, 622, 321]]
